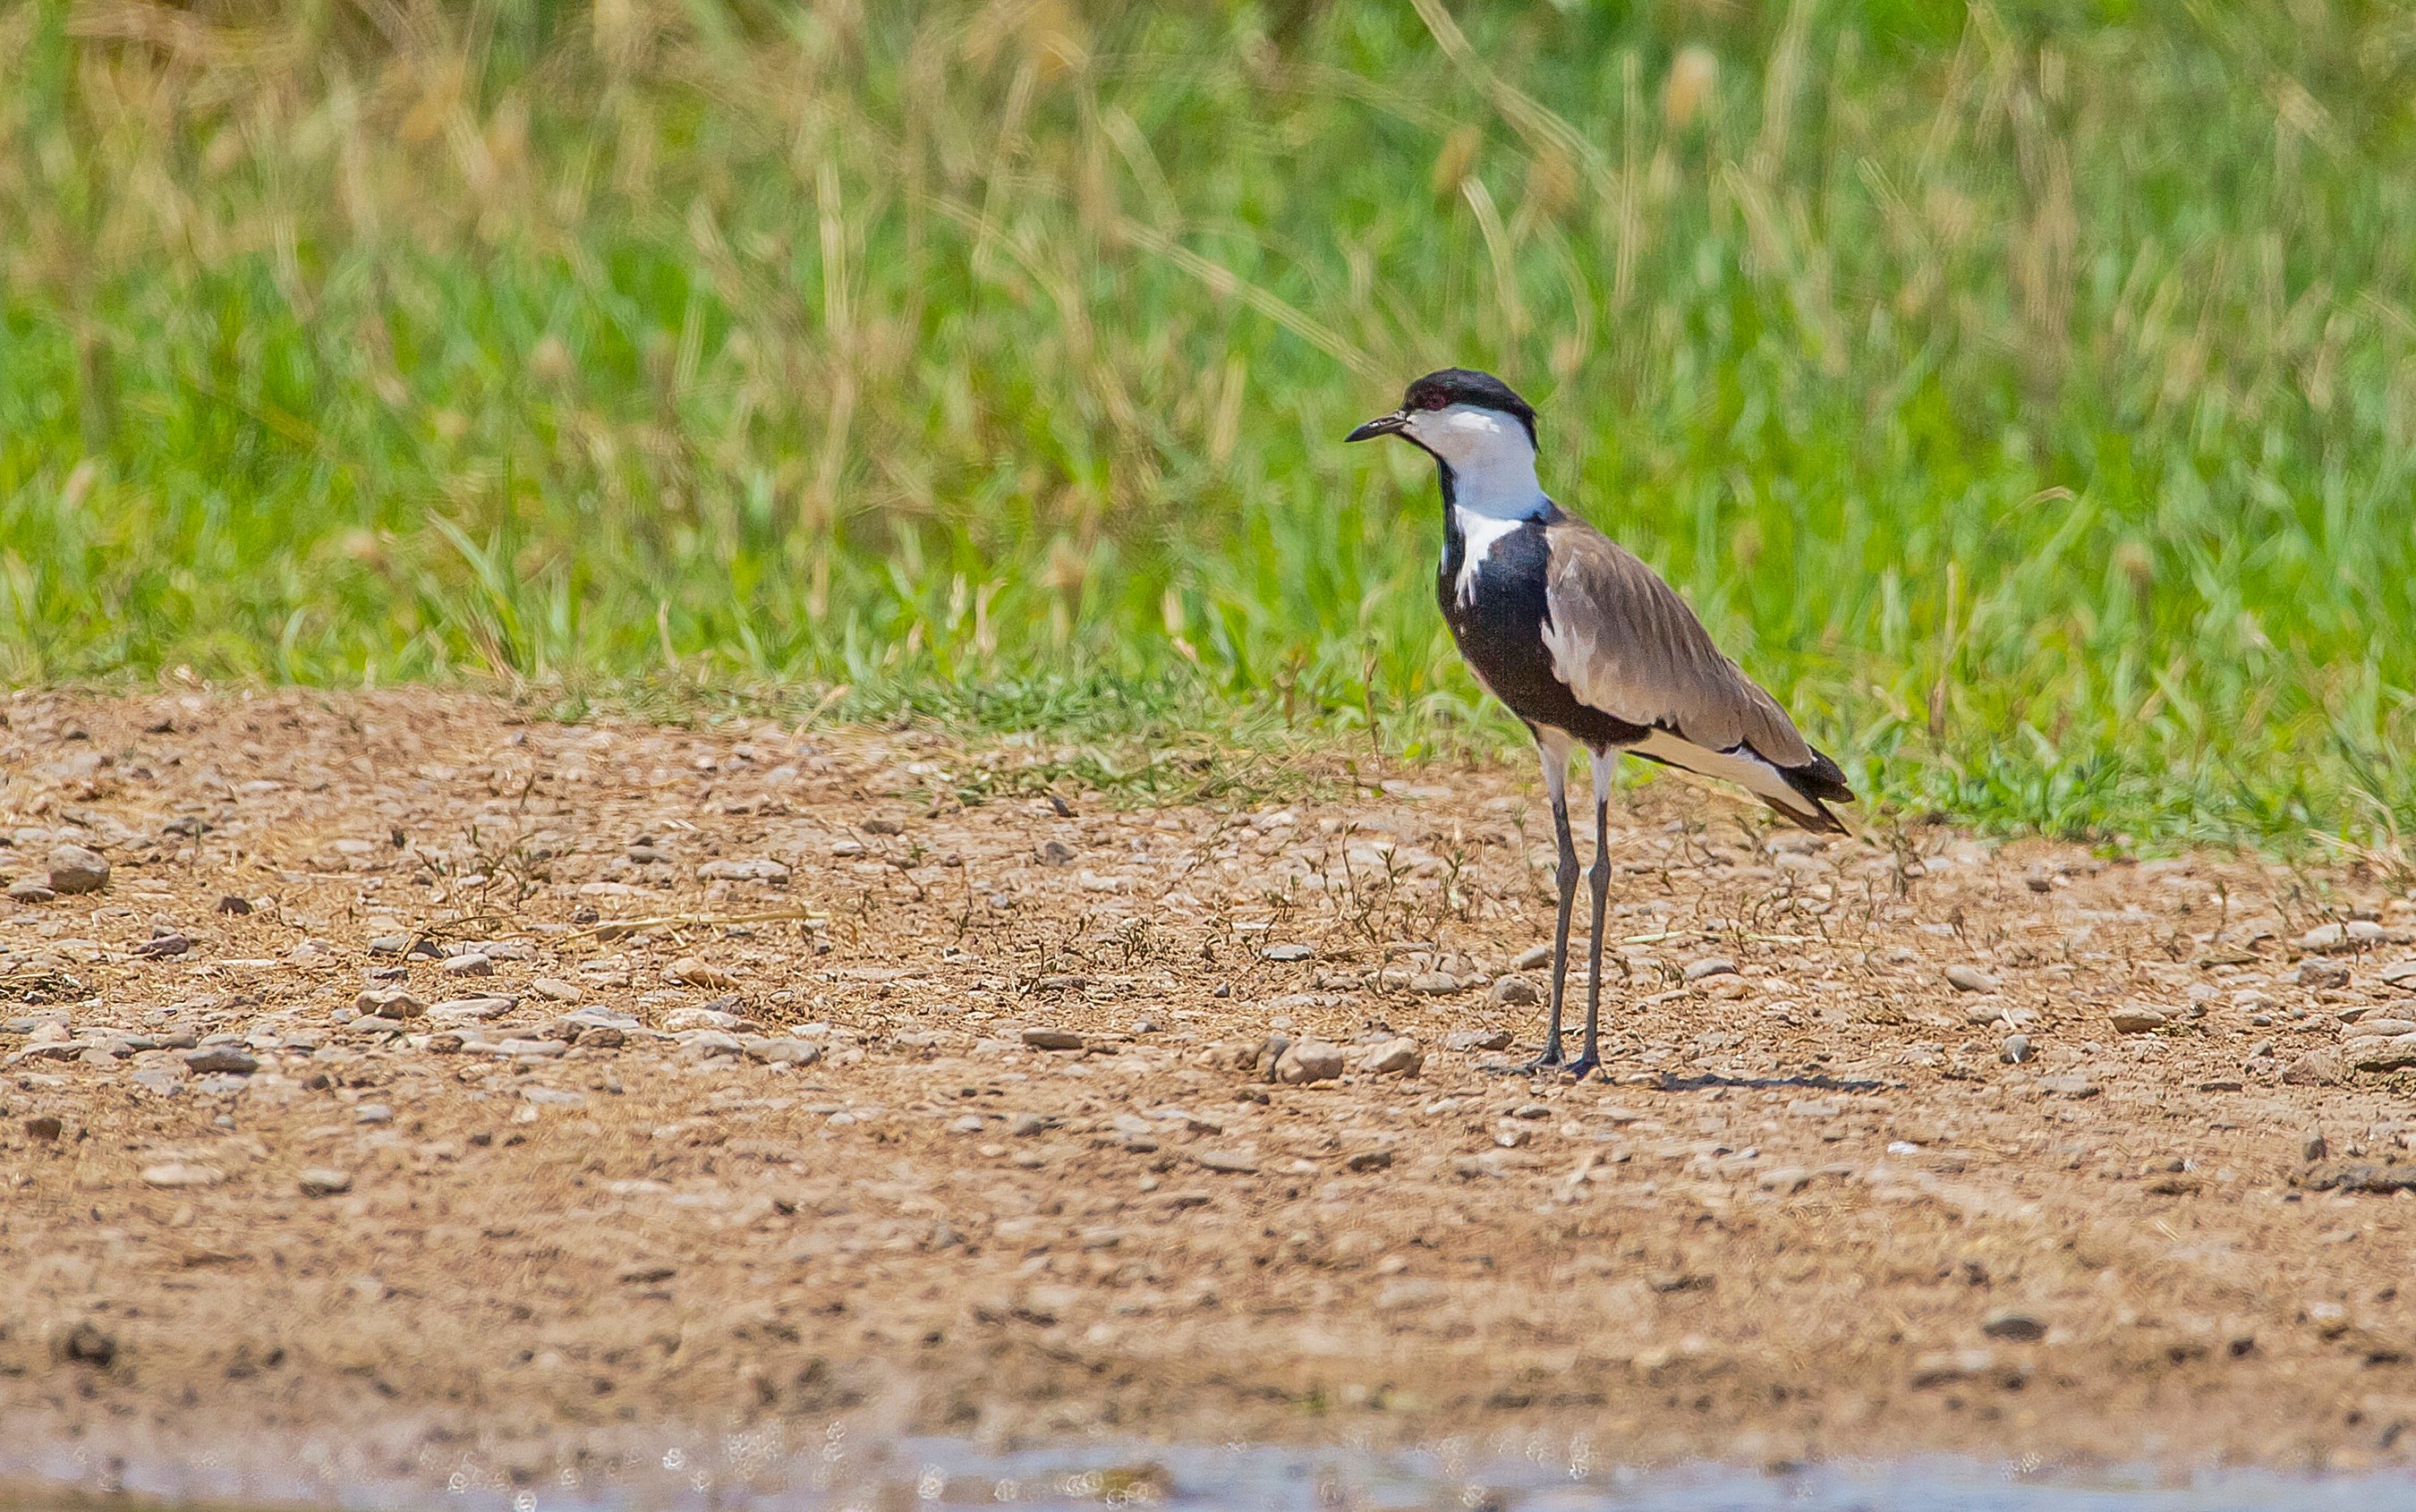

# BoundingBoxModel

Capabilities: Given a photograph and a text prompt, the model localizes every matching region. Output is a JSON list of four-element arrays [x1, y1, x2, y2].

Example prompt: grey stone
[[1408, 972, 1461, 994], [1195, 1149, 1259, 1174], [1946, 964, 2002, 994], [530, 977, 583, 1002], [2300, 1161, 2416, 1195], [354, 988, 424, 1020], [1447, 1029, 1513, 1053], [2300, 920, 2400, 954], [1682, 956, 1737, 982], [7, 879, 55, 904], [1357, 1037, 1424, 1075], [698, 857, 791, 884], [2000, 1033, 2033, 1065], [299, 1168, 353, 1197], [2344, 1032, 2416, 1072], [47, 844, 110, 895], [684, 1030, 744, 1058], [2299, 958, 2352, 990], [2110, 1004, 2168, 1033], [355, 1104, 392, 1124], [366, 935, 411, 956], [1272, 1041, 1346, 1084], [130, 1066, 183, 1097], [1489, 974, 1539, 1006], [140, 1160, 223, 1188], [1981, 1312, 2048, 1342], [183, 1046, 259, 1075], [2284, 1049, 2346, 1086], [664, 1006, 746, 1032], [439, 952, 495, 977], [1512, 943, 1553, 970], [1020, 1027, 1085, 1051], [1909, 1349, 2004, 1389], [489, 1039, 568, 1058], [1261, 943, 1314, 963], [427, 997, 517, 1021], [743, 1036, 821, 1066]]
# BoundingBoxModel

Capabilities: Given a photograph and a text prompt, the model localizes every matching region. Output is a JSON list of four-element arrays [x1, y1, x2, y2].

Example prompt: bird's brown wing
[[1535, 519, 1817, 769]]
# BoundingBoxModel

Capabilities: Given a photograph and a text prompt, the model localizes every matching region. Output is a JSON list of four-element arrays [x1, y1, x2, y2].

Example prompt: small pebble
[[1357, 1037, 1424, 1076], [298, 1168, 353, 1197], [183, 1046, 259, 1075], [140, 1161, 223, 1188], [1273, 1041, 1345, 1083], [1981, 1312, 2048, 1342], [1946, 964, 2002, 994], [2110, 1004, 2168, 1033], [47, 844, 111, 896]]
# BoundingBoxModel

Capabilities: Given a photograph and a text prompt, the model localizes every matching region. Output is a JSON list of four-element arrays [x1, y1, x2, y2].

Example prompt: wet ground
[[4, 691, 2416, 1493]]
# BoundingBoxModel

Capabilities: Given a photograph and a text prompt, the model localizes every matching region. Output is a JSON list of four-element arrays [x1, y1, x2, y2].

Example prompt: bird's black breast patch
[[1440, 506, 1649, 752]]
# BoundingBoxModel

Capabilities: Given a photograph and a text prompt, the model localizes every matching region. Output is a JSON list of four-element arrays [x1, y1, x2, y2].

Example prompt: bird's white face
[[1400, 403, 1528, 466], [1402, 403, 1544, 518]]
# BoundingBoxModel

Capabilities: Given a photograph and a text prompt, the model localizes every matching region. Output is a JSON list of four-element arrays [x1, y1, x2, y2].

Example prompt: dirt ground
[[4, 689, 2416, 1493]]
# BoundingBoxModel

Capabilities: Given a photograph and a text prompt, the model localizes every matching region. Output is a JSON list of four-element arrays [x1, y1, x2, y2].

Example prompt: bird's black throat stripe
[[1436, 485, 1650, 753]]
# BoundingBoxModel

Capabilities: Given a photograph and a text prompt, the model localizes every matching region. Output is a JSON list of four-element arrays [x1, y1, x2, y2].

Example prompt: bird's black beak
[[1345, 411, 1408, 443]]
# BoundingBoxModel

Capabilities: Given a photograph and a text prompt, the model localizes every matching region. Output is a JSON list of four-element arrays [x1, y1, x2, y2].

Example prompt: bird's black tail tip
[[1773, 746, 1859, 834]]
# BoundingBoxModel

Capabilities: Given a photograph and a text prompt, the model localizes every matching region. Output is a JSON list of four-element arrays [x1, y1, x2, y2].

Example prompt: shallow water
[[9, 1429, 2416, 1512]]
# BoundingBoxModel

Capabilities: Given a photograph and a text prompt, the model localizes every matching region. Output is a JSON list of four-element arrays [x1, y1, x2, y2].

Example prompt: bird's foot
[[1562, 1053, 1601, 1082], [1518, 1048, 1566, 1076]]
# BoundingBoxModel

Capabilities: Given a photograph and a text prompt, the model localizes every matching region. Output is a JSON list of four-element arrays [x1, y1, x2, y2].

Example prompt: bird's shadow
[[1646, 1071, 1895, 1093]]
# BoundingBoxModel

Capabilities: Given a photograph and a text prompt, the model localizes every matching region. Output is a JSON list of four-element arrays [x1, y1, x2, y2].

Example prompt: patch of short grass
[[4, 2, 2414, 848]]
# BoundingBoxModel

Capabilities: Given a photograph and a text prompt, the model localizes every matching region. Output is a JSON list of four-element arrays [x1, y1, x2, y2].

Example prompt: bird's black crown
[[1401, 369, 1537, 444]]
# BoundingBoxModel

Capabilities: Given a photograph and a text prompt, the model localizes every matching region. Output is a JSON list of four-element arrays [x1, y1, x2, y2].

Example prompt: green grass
[[4, 0, 2416, 848]]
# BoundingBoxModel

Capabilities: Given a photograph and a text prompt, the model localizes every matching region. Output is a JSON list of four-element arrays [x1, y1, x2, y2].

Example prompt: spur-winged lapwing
[[1348, 368, 1857, 1078]]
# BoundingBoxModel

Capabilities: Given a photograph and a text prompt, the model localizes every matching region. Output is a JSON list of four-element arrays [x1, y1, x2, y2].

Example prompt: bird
[[1347, 368, 1858, 1079]]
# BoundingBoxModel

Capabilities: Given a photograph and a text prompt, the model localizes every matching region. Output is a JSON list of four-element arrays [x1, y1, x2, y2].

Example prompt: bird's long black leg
[[1528, 742, 1578, 1073], [1570, 752, 1614, 1081]]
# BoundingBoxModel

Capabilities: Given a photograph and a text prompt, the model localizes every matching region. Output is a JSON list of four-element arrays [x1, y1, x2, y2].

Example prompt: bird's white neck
[[1407, 403, 1547, 520]]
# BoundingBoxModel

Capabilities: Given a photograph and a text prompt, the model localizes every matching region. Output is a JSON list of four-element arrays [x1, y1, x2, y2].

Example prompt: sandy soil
[[4, 689, 2416, 1491]]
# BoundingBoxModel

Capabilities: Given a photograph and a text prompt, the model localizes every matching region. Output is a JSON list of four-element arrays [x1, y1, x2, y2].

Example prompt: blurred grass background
[[3, 0, 2414, 845]]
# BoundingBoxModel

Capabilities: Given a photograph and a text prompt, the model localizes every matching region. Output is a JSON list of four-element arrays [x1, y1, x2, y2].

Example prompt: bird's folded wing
[[1534, 522, 1814, 768]]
